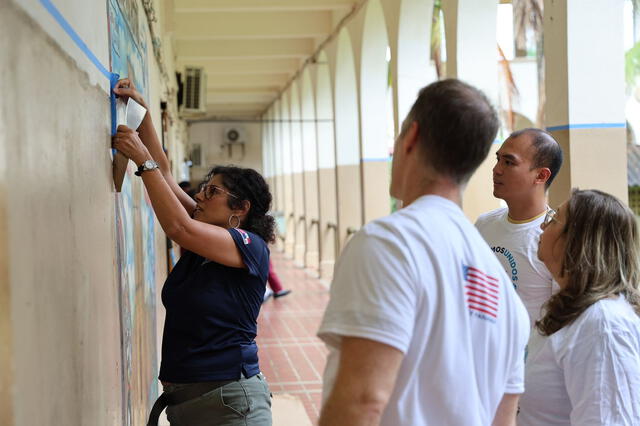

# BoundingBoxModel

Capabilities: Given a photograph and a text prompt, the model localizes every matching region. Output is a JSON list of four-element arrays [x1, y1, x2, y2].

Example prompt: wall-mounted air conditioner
[[222, 127, 246, 159], [181, 67, 207, 114], [224, 127, 245, 144]]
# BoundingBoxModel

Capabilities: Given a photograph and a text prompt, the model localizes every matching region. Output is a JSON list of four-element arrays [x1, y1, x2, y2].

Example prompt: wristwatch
[[135, 159, 159, 176]]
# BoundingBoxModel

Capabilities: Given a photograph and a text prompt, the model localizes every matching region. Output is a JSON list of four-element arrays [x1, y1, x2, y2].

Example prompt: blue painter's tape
[[546, 123, 626, 132], [110, 73, 120, 137], [39, 0, 111, 80]]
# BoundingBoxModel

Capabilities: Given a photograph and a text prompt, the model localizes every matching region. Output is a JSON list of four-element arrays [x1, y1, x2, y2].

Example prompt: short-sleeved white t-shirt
[[475, 207, 559, 326], [318, 195, 530, 426], [519, 296, 640, 426]]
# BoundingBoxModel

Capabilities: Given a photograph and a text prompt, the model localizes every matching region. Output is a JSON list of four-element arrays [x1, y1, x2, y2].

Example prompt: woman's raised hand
[[112, 125, 151, 166], [113, 78, 148, 110]]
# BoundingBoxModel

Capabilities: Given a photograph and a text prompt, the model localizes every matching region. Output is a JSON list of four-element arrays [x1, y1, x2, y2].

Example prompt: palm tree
[[431, 0, 445, 79], [634, 0, 640, 42], [498, 44, 519, 131], [512, 0, 545, 127]]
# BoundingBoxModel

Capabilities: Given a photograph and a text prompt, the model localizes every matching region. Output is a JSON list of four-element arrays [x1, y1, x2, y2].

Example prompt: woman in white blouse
[[519, 189, 640, 425]]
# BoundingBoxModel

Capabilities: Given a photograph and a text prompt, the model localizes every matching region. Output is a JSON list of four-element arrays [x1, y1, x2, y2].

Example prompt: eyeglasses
[[201, 184, 238, 200], [542, 208, 562, 227]]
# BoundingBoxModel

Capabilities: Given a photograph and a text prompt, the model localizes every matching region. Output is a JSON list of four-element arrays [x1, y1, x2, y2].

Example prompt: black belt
[[146, 379, 236, 426]]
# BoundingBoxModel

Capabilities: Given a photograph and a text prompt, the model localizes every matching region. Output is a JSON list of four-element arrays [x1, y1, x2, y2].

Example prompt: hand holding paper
[[113, 125, 151, 166], [112, 78, 149, 191], [115, 96, 147, 130], [113, 78, 148, 112]]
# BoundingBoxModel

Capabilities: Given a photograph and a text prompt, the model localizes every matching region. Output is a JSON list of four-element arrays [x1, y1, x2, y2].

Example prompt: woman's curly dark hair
[[201, 165, 275, 243]]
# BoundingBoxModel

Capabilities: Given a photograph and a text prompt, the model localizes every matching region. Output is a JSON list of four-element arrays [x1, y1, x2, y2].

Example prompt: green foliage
[[431, 4, 442, 53], [627, 41, 640, 87]]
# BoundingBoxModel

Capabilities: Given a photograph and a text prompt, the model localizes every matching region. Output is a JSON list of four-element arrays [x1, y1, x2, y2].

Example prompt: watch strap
[[135, 160, 159, 176]]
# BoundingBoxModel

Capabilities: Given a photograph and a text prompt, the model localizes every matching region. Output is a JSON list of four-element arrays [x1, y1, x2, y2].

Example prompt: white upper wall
[[16, 0, 111, 92]]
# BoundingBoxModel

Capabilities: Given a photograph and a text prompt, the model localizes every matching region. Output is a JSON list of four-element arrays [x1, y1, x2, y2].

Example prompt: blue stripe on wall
[[546, 123, 626, 132], [39, 0, 111, 80]]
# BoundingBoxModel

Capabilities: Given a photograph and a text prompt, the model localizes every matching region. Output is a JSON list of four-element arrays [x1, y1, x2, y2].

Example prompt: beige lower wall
[[270, 174, 286, 251], [0, 14, 14, 420], [548, 129, 572, 209], [303, 171, 320, 273], [548, 128, 627, 208], [1, 4, 171, 425], [272, 173, 285, 251], [2, 5, 123, 425], [362, 160, 391, 224], [463, 144, 502, 222], [318, 168, 338, 280], [336, 164, 363, 249], [293, 172, 306, 266], [283, 173, 295, 257]]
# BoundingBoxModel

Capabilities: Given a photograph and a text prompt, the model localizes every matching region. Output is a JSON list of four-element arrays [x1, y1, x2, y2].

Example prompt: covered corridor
[[255, 252, 329, 425], [1, 0, 640, 425]]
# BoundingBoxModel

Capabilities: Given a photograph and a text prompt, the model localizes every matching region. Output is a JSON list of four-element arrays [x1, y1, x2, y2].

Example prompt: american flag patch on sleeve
[[237, 229, 251, 245]]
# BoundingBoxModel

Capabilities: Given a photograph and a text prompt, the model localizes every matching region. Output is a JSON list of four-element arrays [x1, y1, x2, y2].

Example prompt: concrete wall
[[1, 3, 121, 424], [188, 121, 264, 183], [0, 0, 182, 424]]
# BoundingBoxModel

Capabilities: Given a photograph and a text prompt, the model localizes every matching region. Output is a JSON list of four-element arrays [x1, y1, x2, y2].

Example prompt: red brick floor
[[257, 251, 330, 425]]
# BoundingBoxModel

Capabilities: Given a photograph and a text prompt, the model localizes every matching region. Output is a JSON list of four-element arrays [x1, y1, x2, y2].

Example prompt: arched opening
[[315, 50, 339, 279], [439, 0, 500, 221], [301, 68, 320, 273], [360, 0, 392, 222], [334, 29, 362, 248], [624, 0, 640, 213], [272, 101, 286, 251], [261, 110, 272, 198], [396, 0, 434, 125], [431, 0, 447, 79], [280, 91, 295, 258], [496, 0, 543, 136], [289, 80, 306, 266]]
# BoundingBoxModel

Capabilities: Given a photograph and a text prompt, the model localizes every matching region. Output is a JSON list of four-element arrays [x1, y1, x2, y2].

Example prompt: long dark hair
[[201, 165, 276, 243], [536, 189, 640, 335]]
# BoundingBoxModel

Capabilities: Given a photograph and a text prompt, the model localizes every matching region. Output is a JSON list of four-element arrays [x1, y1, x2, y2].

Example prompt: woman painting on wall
[[519, 189, 640, 425], [112, 79, 272, 426]]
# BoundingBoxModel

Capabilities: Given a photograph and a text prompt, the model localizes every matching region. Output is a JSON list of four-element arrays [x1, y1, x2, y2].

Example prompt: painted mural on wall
[[108, 0, 149, 99], [115, 175, 159, 425], [139, 194, 159, 411], [114, 171, 136, 426], [109, 0, 157, 424]]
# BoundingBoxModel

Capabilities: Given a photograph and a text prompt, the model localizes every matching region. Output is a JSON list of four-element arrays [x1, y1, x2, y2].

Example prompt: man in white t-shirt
[[475, 129, 563, 326], [317, 79, 530, 426]]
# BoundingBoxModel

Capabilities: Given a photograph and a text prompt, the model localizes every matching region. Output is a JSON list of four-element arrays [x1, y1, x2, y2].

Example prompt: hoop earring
[[228, 215, 240, 229]]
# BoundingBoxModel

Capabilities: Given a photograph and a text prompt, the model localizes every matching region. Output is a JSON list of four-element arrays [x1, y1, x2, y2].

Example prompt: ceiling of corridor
[[167, 0, 360, 119]]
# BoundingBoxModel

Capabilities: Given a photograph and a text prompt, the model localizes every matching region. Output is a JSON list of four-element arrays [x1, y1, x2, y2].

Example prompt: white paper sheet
[[126, 98, 146, 130], [115, 97, 147, 130]]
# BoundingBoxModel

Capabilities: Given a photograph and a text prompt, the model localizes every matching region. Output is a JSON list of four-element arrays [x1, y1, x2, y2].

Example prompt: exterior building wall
[[0, 0, 185, 424], [1, 3, 121, 424]]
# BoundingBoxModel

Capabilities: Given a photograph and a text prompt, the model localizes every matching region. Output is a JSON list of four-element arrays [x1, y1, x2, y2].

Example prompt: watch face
[[144, 160, 154, 169]]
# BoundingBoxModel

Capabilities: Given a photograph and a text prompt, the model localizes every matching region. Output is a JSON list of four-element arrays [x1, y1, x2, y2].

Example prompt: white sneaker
[[263, 287, 274, 302]]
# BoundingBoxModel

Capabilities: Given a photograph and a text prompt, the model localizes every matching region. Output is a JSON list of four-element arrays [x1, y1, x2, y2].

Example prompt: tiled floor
[[257, 251, 330, 425]]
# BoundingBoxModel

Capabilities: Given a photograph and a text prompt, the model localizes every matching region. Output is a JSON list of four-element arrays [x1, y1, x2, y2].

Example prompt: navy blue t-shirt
[[159, 228, 269, 382]]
